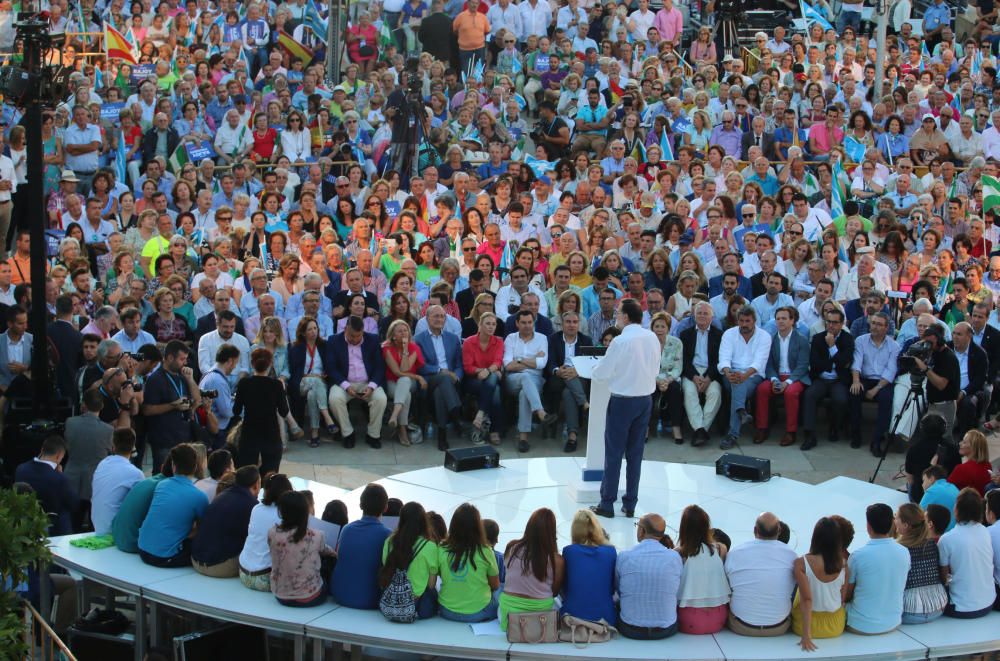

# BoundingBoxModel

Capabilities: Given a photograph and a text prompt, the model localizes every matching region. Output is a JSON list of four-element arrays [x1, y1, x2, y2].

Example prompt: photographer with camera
[[890, 312, 937, 442], [910, 324, 961, 439], [532, 102, 570, 160], [93, 366, 140, 430], [198, 343, 240, 450], [141, 339, 202, 472]]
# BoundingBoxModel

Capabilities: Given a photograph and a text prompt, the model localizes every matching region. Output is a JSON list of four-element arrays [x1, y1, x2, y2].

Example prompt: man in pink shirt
[[807, 106, 844, 161], [654, 0, 683, 47]]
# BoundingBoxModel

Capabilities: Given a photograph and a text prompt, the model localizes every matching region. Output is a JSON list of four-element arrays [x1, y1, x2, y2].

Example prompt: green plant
[[0, 488, 55, 661]]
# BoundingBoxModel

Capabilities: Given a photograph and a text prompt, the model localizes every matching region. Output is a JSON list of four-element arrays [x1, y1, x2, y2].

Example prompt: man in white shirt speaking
[[590, 298, 660, 519]]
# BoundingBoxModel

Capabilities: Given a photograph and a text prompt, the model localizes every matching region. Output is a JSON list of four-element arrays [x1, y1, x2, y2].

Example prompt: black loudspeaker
[[715, 453, 771, 482], [444, 446, 500, 472]]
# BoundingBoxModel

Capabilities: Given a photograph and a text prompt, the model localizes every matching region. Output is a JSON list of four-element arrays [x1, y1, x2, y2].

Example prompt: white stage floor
[[326, 457, 910, 554]]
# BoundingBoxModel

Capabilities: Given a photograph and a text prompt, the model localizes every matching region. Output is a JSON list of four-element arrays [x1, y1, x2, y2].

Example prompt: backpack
[[378, 540, 427, 623], [379, 568, 418, 623]]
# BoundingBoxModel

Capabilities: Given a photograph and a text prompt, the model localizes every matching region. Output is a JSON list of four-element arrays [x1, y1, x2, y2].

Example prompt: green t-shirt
[[112, 474, 165, 553], [436, 544, 499, 614], [381, 536, 439, 597], [832, 214, 873, 236]]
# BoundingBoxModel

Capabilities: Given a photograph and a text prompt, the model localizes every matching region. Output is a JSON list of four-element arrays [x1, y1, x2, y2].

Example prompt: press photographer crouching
[[908, 325, 960, 441]]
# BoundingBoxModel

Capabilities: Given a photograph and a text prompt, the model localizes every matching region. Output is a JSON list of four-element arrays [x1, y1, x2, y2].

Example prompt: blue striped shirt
[[615, 539, 683, 628]]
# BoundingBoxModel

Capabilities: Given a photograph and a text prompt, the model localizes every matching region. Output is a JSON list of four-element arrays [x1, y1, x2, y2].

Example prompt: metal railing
[[22, 600, 77, 661]]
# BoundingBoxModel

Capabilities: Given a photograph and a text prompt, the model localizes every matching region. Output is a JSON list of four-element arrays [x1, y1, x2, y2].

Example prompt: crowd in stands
[[9, 0, 1000, 643], [2, 0, 1000, 468], [15, 446, 1000, 648]]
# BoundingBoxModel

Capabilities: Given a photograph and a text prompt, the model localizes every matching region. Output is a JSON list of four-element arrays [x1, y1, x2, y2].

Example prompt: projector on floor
[[444, 446, 500, 472], [716, 453, 771, 482]]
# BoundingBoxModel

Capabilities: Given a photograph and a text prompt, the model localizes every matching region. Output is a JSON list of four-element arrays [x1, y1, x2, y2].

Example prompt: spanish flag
[[105, 25, 139, 64], [277, 31, 314, 64]]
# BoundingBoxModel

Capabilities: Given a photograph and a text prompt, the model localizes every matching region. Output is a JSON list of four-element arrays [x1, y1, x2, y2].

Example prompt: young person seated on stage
[[112, 458, 172, 553], [894, 503, 947, 624], [939, 488, 996, 619], [269, 490, 336, 607], [330, 483, 391, 608], [499, 508, 564, 631], [920, 465, 959, 531], [560, 509, 617, 626], [191, 466, 261, 578], [436, 503, 501, 623], [845, 503, 910, 634], [195, 449, 234, 503], [90, 428, 144, 536], [676, 505, 730, 635], [137, 444, 209, 567], [379, 501, 440, 619], [238, 473, 294, 591], [791, 518, 847, 651]]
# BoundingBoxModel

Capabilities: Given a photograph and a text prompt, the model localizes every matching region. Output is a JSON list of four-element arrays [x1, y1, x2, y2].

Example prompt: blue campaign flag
[[524, 155, 556, 177], [115, 130, 128, 185], [305, 0, 328, 37], [800, 0, 833, 30], [843, 135, 867, 163], [660, 128, 674, 161]]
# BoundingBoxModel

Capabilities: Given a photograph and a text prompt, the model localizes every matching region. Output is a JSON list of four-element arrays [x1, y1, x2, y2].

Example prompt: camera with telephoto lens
[[898, 340, 932, 384], [200, 389, 219, 399]]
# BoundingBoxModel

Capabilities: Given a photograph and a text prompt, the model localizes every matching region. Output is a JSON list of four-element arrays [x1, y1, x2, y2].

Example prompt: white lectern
[[569, 355, 621, 502]]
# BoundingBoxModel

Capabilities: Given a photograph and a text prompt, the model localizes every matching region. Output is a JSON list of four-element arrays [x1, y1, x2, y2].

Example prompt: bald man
[[614, 513, 683, 639], [724, 512, 797, 636]]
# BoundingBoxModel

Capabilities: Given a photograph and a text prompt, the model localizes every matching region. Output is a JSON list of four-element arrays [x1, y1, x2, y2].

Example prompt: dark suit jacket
[[14, 459, 78, 536], [331, 288, 379, 317], [503, 314, 555, 338], [749, 270, 790, 299], [326, 332, 386, 388], [414, 330, 464, 379], [140, 127, 181, 165], [808, 330, 855, 384], [765, 330, 811, 384], [545, 332, 594, 378], [976, 324, 1000, 382], [418, 12, 454, 64], [322, 270, 343, 305], [456, 287, 491, 319], [680, 325, 722, 381], [740, 130, 777, 161], [287, 340, 325, 395], [950, 340, 989, 396], [194, 313, 246, 344], [708, 274, 752, 299], [47, 319, 82, 402]]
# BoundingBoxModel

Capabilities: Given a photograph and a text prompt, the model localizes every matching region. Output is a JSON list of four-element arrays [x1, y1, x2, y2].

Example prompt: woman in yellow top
[[791, 517, 849, 651]]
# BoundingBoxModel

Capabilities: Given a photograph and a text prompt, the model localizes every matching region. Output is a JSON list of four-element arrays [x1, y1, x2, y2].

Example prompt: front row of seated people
[[29, 438, 997, 650]]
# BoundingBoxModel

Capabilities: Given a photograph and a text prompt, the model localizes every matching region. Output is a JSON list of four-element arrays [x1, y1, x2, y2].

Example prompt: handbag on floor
[[506, 610, 559, 643], [557, 615, 617, 647]]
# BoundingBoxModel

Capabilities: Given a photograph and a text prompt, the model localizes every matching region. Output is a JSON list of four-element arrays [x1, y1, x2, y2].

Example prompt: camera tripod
[[869, 376, 926, 483]]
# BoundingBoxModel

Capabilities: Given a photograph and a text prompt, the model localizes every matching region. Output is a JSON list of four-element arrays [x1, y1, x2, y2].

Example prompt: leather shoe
[[800, 433, 817, 451], [563, 438, 577, 453], [780, 432, 796, 447], [850, 435, 862, 449], [517, 439, 530, 453], [437, 430, 449, 451], [753, 429, 768, 444], [342, 433, 356, 449], [589, 505, 614, 518], [621, 507, 634, 517], [366, 435, 382, 449], [692, 429, 707, 447]]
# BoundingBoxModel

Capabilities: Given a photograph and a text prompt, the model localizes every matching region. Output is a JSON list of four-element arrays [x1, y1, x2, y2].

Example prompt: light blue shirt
[[846, 537, 911, 634], [615, 538, 683, 628], [111, 328, 157, 353], [199, 367, 234, 429], [920, 480, 959, 531], [750, 292, 793, 325], [851, 333, 900, 383], [137, 476, 208, 558], [288, 313, 334, 339]]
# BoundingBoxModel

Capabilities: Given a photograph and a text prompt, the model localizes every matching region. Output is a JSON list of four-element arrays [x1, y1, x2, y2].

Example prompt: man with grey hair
[[680, 301, 723, 446], [709, 110, 742, 158], [81, 306, 119, 339], [287, 291, 334, 338], [285, 272, 333, 320], [414, 305, 464, 450], [213, 108, 254, 165]]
